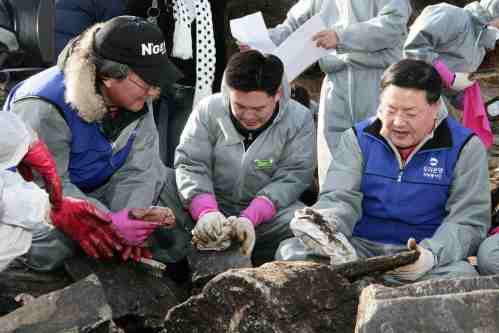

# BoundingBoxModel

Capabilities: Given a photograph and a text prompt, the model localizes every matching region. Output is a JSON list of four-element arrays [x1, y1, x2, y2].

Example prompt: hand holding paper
[[230, 12, 331, 82]]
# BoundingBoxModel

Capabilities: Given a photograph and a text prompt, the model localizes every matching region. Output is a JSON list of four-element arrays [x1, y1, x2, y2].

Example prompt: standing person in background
[[0, 112, 132, 271], [126, 0, 228, 166], [55, 0, 126, 57], [263, 0, 412, 187], [404, 0, 499, 149], [262, 0, 411, 185]]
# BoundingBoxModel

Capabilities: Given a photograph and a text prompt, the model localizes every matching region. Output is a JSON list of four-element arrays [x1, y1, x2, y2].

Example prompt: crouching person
[[2, 16, 191, 270], [174, 50, 316, 265], [277, 59, 490, 283], [0, 112, 140, 271], [0, 112, 59, 271]]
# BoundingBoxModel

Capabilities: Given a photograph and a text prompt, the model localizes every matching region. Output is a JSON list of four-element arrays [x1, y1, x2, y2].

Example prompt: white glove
[[192, 211, 232, 251], [386, 238, 435, 282], [228, 216, 256, 256], [452, 72, 475, 91], [291, 207, 358, 264]]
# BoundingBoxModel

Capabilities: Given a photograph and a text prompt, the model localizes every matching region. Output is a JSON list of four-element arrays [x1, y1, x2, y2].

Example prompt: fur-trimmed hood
[[57, 23, 108, 123]]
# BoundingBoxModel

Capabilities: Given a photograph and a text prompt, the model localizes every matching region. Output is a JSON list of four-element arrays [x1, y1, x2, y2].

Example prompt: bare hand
[[128, 206, 176, 229], [236, 41, 251, 53], [312, 30, 338, 50], [489, 17, 499, 29]]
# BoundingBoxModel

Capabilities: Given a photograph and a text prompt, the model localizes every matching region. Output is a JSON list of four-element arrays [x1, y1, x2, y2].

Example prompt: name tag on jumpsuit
[[255, 159, 273, 170]]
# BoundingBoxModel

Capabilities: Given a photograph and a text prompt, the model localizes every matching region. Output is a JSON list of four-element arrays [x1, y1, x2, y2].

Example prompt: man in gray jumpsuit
[[174, 50, 316, 264], [268, 0, 412, 186]]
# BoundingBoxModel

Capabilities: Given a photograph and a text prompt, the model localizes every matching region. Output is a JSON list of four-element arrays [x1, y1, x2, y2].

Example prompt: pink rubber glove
[[109, 209, 159, 246], [462, 83, 493, 149], [433, 59, 455, 88], [433, 59, 492, 148], [241, 196, 277, 227], [189, 193, 219, 221]]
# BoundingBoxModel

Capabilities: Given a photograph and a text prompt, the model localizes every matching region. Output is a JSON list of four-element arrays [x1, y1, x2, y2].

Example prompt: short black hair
[[225, 50, 283, 96], [380, 59, 442, 104]]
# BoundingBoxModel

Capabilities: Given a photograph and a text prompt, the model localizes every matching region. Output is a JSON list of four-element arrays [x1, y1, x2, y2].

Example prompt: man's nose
[[243, 110, 257, 120], [393, 114, 405, 126]]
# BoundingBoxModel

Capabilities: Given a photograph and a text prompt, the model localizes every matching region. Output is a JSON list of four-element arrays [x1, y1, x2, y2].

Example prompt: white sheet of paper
[[272, 14, 330, 82], [230, 12, 276, 54]]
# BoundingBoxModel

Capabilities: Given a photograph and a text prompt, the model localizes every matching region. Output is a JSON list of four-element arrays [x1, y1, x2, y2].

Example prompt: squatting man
[[277, 59, 490, 283]]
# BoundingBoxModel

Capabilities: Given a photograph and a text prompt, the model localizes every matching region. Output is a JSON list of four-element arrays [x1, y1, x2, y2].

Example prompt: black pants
[[154, 84, 195, 167]]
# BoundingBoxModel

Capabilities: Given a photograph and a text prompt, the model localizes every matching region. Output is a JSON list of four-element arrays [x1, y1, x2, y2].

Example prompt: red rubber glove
[[50, 197, 124, 259], [121, 246, 153, 262], [18, 139, 62, 210]]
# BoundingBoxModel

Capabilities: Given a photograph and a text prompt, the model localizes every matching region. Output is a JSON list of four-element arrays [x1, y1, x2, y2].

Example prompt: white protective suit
[[0, 112, 51, 271], [268, 0, 412, 187]]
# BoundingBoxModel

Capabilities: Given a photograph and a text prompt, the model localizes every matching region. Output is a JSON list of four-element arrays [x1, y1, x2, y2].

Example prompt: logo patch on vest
[[423, 157, 443, 180]]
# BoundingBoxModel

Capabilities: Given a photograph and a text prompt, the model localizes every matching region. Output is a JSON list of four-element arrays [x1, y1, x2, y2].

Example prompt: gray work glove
[[191, 211, 232, 251], [452, 72, 475, 91], [227, 216, 256, 256], [385, 238, 436, 282], [291, 207, 358, 264]]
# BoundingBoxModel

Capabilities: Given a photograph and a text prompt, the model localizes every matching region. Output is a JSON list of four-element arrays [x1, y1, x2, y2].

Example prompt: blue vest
[[352, 117, 473, 245], [3, 66, 137, 193]]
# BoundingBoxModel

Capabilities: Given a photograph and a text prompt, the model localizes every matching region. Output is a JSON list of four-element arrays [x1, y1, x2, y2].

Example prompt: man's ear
[[102, 78, 113, 88], [274, 86, 283, 103], [429, 99, 441, 118]]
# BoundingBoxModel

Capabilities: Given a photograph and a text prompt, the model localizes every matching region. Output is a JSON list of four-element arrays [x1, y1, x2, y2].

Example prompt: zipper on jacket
[[232, 142, 247, 200], [397, 169, 403, 182]]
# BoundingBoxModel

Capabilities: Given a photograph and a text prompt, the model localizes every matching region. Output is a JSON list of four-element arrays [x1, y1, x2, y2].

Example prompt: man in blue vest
[[277, 59, 490, 282], [2, 16, 192, 271]]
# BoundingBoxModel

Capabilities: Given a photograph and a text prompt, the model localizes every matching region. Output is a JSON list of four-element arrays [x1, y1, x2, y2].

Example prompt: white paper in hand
[[272, 14, 330, 82], [230, 12, 276, 54]]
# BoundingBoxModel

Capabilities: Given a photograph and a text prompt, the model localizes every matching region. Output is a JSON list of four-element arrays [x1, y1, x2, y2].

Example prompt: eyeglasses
[[127, 75, 161, 96]]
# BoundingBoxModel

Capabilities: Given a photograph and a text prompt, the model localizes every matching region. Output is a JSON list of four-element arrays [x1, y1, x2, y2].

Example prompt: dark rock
[[187, 245, 252, 289], [0, 266, 72, 315], [0, 274, 112, 333], [356, 275, 499, 333], [64, 257, 186, 330], [163, 250, 419, 332], [164, 261, 359, 333]]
